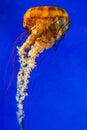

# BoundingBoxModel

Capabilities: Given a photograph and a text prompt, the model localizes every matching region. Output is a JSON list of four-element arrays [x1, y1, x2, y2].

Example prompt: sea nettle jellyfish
[[16, 6, 70, 130]]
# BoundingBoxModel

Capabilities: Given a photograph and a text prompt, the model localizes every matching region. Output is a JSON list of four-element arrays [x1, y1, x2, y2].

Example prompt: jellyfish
[[16, 6, 70, 130]]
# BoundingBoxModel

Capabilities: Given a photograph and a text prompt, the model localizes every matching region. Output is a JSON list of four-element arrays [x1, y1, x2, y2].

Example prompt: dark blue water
[[0, 0, 87, 130]]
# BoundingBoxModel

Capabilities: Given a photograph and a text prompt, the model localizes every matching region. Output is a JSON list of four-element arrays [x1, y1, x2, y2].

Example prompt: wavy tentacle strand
[[16, 34, 55, 125]]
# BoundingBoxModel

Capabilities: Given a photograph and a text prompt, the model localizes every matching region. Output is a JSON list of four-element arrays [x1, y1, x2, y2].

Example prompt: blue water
[[0, 0, 87, 130]]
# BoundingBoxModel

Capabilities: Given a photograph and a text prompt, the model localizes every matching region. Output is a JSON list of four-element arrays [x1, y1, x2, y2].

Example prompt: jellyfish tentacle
[[18, 23, 44, 56], [18, 34, 36, 56], [35, 36, 55, 50], [16, 32, 55, 124]]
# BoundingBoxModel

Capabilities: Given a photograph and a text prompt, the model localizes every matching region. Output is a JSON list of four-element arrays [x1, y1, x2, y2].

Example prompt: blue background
[[0, 0, 87, 130]]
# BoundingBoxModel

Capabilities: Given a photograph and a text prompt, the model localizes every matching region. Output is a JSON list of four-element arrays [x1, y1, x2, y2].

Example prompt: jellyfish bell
[[23, 6, 70, 38], [16, 6, 70, 130]]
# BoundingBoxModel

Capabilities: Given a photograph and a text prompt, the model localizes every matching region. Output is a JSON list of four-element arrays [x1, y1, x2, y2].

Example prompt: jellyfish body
[[16, 6, 70, 128]]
